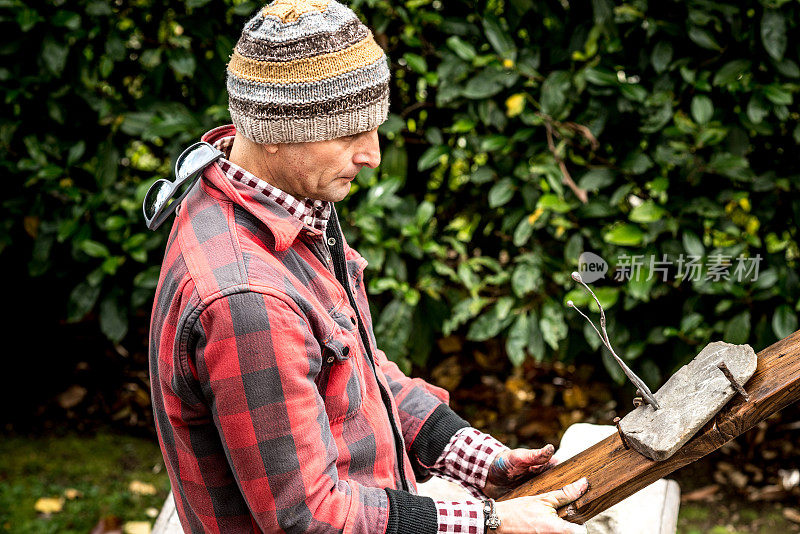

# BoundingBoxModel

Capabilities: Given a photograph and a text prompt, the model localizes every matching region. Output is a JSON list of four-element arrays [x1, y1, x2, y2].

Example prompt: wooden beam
[[498, 330, 800, 524]]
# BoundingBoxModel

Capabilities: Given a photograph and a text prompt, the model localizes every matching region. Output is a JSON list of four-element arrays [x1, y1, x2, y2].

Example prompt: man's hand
[[494, 477, 589, 534], [483, 444, 559, 499]]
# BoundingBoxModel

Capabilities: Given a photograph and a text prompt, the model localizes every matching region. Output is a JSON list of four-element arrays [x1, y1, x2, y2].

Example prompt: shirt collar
[[211, 132, 332, 233], [199, 124, 330, 251], [202, 124, 333, 251]]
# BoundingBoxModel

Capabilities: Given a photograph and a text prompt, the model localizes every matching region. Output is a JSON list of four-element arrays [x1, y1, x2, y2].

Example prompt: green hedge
[[3, 0, 799, 387]]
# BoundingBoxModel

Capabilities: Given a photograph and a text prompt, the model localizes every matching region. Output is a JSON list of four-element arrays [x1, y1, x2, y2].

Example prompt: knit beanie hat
[[226, 0, 390, 144]]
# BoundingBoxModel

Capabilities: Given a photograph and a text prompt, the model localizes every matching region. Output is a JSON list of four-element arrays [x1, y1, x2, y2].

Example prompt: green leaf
[[52, 11, 81, 30], [688, 27, 721, 51], [417, 145, 448, 171], [629, 201, 666, 223], [506, 313, 529, 366], [463, 72, 503, 99], [381, 143, 408, 179], [446, 36, 477, 62], [682, 231, 705, 257], [651, 41, 673, 73], [67, 282, 101, 323], [537, 194, 572, 213], [540, 71, 571, 116], [80, 240, 110, 258], [467, 303, 511, 341], [482, 14, 517, 60], [403, 53, 427, 74], [603, 224, 644, 246], [375, 298, 413, 363], [763, 84, 793, 105], [511, 263, 541, 297], [42, 38, 69, 76], [488, 178, 515, 208], [724, 311, 751, 345], [578, 169, 614, 191], [708, 153, 751, 180], [761, 10, 787, 61], [527, 311, 545, 362], [772, 305, 798, 339], [168, 49, 196, 77], [691, 95, 714, 125], [746, 95, 769, 124], [713, 60, 751, 86], [540, 301, 567, 350], [99, 294, 129, 342], [583, 67, 617, 86]]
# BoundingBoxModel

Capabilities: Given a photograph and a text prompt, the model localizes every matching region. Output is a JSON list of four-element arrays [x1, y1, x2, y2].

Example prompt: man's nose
[[353, 128, 381, 168]]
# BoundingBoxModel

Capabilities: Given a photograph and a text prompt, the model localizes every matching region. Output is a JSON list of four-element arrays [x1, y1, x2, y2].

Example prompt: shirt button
[[326, 356, 335, 363], [304, 216, 313, 225], [327, 237, 336, 246]]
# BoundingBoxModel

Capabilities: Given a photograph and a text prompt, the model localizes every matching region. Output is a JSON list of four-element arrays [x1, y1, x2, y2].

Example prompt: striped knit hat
[[226, 0, 390, 144]]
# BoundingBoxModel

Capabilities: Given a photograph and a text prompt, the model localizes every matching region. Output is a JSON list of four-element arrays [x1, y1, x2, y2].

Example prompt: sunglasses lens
[[177, 144, 217, 182], [144, 180, 173, 220]]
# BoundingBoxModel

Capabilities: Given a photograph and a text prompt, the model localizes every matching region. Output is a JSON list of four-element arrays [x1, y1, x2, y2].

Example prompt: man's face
[[264, 126, 381, 202]]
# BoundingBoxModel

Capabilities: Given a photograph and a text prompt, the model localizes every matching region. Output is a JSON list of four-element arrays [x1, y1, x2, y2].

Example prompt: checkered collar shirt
[[211, 134, 332, 233]]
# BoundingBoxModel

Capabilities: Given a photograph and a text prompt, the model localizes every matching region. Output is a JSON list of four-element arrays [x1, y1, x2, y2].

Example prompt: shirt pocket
[[316, 326, 364, 424]]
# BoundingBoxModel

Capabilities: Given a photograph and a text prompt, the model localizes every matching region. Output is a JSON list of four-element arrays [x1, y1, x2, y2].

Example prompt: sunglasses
[[142, 141, 224, 230]]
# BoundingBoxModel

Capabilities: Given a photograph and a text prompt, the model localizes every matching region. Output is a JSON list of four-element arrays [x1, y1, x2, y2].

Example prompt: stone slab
[[619, 341, 757, 461]]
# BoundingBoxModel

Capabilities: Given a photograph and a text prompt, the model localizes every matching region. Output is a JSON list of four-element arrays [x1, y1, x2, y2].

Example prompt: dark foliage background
[[2, 0, 799, 429]]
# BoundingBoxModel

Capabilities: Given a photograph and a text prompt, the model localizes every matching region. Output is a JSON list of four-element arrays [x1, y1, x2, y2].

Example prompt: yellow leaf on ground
[[123, 521, 152, 534], [128, 480, 157, 496], [34, 497, 64, 514], [63, 488, 83, 499]]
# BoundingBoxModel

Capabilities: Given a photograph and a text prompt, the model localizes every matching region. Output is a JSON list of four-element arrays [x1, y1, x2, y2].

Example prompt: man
[[148, 0, 588, 532]]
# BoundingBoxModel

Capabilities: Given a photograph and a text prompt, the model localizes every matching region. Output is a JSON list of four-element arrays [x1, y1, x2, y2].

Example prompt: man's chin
[[326, 181, 353, 203]]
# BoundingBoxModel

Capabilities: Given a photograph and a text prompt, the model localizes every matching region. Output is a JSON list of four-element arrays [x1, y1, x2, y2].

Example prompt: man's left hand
[[482, 444, 559, 499]]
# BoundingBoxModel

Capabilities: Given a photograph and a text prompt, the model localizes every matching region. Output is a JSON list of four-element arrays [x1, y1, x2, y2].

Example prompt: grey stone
[[619, 341, 757, 461]]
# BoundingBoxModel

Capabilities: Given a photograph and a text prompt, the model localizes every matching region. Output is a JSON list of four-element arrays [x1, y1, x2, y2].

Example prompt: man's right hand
[[493, 477, 589, 534]]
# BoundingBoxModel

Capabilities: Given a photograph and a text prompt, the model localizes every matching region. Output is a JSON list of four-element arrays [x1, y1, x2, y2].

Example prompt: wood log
[[498, 329, 800, 524]]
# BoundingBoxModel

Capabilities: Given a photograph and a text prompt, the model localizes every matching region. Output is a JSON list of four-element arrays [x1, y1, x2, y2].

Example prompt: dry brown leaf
[[728, 470, 748, 489], [747, 484, 788, 501], [128, 481, 157, 496], [562, 386, 588, 409], [90, 515, 122, 534], [680, 484, 719, 502], [784, 508, 800, 524], [436, 336, 462, 354], [430, 356, 462, 391], [57, 385, 87, 409], [34, 497, 64, 514]]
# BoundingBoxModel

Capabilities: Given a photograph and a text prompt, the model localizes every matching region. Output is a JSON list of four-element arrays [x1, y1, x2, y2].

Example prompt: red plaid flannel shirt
[[149, 124, 506, 533]]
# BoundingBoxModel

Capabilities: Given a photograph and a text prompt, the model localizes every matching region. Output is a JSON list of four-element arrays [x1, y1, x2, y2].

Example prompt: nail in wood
[[717, 361, 750, 401], [613, 417, 630, 450]]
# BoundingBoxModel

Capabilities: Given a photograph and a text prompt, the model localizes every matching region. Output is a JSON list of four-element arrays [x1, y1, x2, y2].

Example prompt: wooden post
[[498, 329, 800, 524]]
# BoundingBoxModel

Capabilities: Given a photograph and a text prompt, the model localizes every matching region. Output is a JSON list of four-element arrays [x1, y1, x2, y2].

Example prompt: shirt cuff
[[435, 500, 484, 534], [430, 427, 510, 498]]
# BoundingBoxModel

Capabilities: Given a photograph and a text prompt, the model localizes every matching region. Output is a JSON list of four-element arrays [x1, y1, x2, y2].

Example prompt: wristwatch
[[483, 498, 501, 530]]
